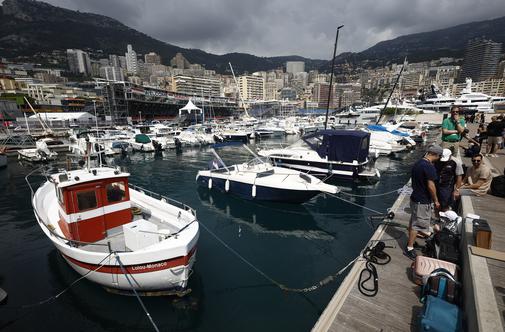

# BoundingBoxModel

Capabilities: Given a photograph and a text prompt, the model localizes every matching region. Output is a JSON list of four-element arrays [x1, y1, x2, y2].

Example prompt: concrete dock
[[313, 127, 505, 332]]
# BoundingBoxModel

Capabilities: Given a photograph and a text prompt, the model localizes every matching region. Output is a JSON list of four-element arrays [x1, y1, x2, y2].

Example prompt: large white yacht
[[416, 85, 455, 113], [454, 79, 505, 112], [418, 79, 505, 113]]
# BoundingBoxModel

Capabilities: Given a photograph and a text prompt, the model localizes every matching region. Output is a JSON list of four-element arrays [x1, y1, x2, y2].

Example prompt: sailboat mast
[[324, 25, 344, 130], [376, 57, 407, 125], [229, 62, 250, 118]]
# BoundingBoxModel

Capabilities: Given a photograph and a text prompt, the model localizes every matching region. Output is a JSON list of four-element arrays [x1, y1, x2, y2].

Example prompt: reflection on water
[[197, 187, 335, 241]]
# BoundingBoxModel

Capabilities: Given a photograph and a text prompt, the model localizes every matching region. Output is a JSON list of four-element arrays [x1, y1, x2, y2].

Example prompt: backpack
[[491, 175, 505, 198], [420, 268, 460, 305]]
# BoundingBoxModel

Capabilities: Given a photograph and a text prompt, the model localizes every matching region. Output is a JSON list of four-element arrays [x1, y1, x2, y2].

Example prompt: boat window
[[55, 185, 64, 205], [76, 190, 97, 211], [361, 137, 369, 150], [106, 182, 126, 203]]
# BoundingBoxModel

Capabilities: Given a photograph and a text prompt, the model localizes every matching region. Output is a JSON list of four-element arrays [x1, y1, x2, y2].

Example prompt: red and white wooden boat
[[29, 166, 199, 294]]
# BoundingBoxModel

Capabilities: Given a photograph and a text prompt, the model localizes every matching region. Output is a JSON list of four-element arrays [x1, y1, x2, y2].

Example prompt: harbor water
[[0, 136, 426, 331]]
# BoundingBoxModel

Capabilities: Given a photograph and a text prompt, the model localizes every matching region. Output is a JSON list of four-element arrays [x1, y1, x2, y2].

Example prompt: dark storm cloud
[[42, 0, 505, 59]]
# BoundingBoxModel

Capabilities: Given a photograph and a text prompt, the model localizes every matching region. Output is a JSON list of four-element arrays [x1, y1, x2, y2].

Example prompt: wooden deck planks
[[324, 191, 423, 332]]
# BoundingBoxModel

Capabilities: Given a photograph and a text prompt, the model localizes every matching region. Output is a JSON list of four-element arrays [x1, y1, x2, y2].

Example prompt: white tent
[[178, 99, 202, 116]]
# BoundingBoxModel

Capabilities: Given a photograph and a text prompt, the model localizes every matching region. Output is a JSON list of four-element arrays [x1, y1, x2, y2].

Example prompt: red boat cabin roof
[[51, 167, 130, 188]]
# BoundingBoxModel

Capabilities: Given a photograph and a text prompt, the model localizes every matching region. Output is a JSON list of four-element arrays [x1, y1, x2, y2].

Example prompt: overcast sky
[[41, 0, 505, 59]]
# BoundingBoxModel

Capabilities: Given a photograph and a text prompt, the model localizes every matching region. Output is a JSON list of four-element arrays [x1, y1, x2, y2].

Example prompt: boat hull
[[196, 175, 320, 203], [59, 246, 197, 292], [269, 157, 379, 182]]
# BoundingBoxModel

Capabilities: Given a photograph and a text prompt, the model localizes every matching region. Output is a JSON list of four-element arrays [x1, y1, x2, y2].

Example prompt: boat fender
[[252, 185, 256, 198], [208, 178, 212, 189], [225, 180, 230, 192]]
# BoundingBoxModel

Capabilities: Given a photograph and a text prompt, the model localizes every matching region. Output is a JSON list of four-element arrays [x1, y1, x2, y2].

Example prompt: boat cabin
[[302, 130, 370, 164], [53, 168, 132, 243]]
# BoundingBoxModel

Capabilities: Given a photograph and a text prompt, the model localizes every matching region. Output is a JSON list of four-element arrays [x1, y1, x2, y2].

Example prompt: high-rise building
[[118, 56, 127, 70], [459, 39, 502, 82], [238, 75, 265, 101], [145, 52, 161, 65], [172, 75, 222, 97], [125, 44, 138, 74], [66, 49, 92, 75], [286, 61, 305, 74], [312, 83, 335, 108], [170, 53, 191, 69], [99, 66, 125, 82], [109, 55, 121, 68]]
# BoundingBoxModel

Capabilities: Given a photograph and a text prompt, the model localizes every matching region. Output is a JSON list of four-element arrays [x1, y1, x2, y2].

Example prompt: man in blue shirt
[[405, 144, 442, 260]]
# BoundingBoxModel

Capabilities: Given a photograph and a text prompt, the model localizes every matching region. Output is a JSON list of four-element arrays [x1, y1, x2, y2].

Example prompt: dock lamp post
[[139, 111, 142, 124], [324, 24, 344, 130]]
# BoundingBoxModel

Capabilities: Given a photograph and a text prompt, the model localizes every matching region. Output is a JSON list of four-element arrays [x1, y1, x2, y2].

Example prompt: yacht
[[257, 130, 380, 182], [416, 84, 455, 113], [453, 78, 505, 112]]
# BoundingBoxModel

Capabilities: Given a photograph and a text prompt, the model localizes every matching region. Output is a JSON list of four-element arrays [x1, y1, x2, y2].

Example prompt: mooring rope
[[114, 254, 160, 332], [198, 221, 361, 293], [339, 185, 412, 198], [1, 252, 114, 310], [325, 192, 384, 215]]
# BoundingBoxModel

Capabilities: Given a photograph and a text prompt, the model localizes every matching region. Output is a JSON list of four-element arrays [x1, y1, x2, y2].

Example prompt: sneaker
[[404, 248, 417, 261]]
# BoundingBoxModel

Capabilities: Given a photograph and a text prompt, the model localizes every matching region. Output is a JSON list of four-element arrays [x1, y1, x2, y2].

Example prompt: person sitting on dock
[[459, 154, 493, 196], [434, 149, 463, 211], [441, 106, 465, 155], [405, 144, 442, 260]]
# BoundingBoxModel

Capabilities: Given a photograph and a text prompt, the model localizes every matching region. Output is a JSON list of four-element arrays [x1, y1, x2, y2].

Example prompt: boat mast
[[201, 87, 205, 124], [376, 57, 407, 125], [229, 62, 250, 118], [24, 97, 53, 135], [324, 25, 344, 130]]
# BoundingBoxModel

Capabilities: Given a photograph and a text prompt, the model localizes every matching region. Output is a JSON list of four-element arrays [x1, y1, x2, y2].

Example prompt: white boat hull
[[32, 178, 199, 293]]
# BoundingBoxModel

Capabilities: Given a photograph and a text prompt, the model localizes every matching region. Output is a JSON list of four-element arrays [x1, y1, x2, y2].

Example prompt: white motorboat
[[257, 130, 380, 182], [28, 166, 199, 294], [130, 134, 156, 152], [196, 146, 338, 203], [18, 138, 58, 162]]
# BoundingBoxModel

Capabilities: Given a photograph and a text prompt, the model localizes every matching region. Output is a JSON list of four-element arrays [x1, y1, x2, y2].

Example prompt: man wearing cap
[[434, 148, 464, 211], [441, 106, 465, 155], [405, 144, 442, 260]]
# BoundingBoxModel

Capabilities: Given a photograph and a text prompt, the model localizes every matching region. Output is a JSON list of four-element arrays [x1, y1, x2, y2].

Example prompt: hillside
[[329, 16, 505, 69], [0, 0, 325, 73]]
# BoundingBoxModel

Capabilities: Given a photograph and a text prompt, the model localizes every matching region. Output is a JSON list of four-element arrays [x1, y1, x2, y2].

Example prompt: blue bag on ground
[[419, 295, 462, 332]]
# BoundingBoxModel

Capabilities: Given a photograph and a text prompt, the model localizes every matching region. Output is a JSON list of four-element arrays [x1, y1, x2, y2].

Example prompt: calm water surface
[[0, 136, 428, 331]]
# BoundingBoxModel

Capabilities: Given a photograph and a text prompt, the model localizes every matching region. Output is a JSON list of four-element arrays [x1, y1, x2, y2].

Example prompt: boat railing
[[257, 142, 288, 151], [128, 183, 196, 217]]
